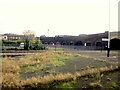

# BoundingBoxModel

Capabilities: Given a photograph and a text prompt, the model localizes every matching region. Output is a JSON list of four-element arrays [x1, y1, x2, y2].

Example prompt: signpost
[[107, 0, 111, 57], [102, 37, 110, 57], [102, 38, 109, 41]]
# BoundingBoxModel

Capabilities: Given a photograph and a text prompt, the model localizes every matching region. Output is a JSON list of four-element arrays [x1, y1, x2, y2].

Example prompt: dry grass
[[3, 65, 119, 88], [2, 51, 77, 88], [89, 80, 103, 88], [2, 51, 73, 73], [20, 65, 119, 88], [2, 73, 21, 88]]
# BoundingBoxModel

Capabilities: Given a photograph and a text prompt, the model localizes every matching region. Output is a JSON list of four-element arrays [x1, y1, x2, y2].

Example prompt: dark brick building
[[40, 31, 120, 50]]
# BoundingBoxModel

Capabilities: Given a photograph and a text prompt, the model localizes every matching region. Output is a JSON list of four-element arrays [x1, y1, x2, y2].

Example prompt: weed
[[84, 77, 89, 81], [70, 80, 77, 85], [111, 82, 120, 88], [89, 80, 103, 88], [107, 78, 111, 81], [57, 83, 73, 88]]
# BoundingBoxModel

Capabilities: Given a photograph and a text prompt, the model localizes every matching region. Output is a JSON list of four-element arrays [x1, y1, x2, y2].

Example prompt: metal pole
[[48, 29, 49, 37], [55, 44, 56, 51], [107, 0, 110, 57]]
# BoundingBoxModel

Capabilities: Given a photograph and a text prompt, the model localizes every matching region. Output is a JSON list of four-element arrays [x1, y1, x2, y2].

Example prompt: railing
[[1, 44, 102, 50], [45, 45, 102, 50]]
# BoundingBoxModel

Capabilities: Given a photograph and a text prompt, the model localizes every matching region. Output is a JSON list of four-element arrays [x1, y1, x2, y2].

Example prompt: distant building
[[40, 31, 120, 50], [2, 35, 8, 40], [0, 34, 8, 40], [40, 35, 46, 38], [2, 33, 24, 41]]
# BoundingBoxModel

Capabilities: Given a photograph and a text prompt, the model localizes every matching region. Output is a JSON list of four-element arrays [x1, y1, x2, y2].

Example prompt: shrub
[[24, 39, 45, 50], [2, 40, 17, 44]]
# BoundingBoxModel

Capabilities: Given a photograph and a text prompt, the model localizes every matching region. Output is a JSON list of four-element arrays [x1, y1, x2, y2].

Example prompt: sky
[[0, 0, 119, 37]]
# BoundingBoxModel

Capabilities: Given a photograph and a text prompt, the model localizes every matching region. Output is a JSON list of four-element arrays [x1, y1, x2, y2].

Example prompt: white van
[[20, 43, 24, 47]]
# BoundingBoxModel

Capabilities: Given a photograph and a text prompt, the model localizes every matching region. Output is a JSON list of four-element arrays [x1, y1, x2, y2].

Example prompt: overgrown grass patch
[[48, 47, 69, 51], [2, 51, 119, 89], [2, 51, 79, 88], [18, 52, 75, 75], [48, 67, 120, 89]]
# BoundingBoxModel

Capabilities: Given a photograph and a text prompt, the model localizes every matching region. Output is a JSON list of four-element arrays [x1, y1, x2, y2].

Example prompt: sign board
[[102, 38, 109, 41]]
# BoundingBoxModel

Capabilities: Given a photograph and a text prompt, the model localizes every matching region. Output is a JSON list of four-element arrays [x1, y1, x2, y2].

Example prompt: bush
[[32, 40, 44, 50], [16, 40, 24, 44], [2, 40, 17, 44], [2, 40, 24, 44], [24, 39, 45, 50]]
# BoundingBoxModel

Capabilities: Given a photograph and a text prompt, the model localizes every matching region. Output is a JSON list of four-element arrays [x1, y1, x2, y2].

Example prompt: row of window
[[9, 36, 21, 39], [44, 42, 102, 46]]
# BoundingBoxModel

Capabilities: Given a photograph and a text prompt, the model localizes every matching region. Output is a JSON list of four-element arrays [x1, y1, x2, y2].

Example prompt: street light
[[107, 0, 111, 57]]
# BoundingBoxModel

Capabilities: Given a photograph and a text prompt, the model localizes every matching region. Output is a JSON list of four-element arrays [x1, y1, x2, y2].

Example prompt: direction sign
[[102, 38, 109, 41]]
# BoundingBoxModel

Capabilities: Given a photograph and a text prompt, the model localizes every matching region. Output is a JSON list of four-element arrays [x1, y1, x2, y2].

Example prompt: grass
[[2, 51, 119, 88], [3, 51, 75, 73], [48, 47, 70, 51], [75, 53, 117, 65], [77, 54, 107, 62], [2, 63, 119, 88], [20, 65, 119, 88], [51, 67, 120, 89], [78, 50, 118, 54], [2, 51, 79, 88], [89, 81, 103, 88], [111, 82, 120, 88]]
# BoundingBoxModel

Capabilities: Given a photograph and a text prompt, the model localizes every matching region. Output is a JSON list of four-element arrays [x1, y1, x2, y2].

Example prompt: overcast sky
[[0, 0, 119, 37]]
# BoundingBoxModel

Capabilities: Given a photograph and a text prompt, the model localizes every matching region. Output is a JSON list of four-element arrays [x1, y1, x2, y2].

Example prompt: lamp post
[[107, 0, 111, 57]]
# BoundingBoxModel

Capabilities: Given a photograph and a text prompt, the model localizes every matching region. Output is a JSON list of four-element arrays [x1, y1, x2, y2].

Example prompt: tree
[[23, 30, 35, 50], [23, 30, 35, 41], [23, 30, 45, 50]]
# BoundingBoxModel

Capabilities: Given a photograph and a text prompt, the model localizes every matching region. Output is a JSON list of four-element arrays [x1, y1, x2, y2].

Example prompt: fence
[[45, 45, 102, 50], [2, 44, 24, 50], [2, 44, 102, 50]]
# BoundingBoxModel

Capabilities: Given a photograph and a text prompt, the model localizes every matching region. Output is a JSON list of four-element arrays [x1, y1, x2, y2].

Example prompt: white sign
[[102, 38, 109, 41]]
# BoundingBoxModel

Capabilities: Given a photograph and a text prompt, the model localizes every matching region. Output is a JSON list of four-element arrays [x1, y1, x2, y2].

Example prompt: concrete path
[[0, 53, 36, 56], [60, 50, 119, 63]]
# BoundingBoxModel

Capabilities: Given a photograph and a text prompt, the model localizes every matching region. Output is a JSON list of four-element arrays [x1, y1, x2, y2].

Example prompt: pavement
[[0, 53, 36, 56]]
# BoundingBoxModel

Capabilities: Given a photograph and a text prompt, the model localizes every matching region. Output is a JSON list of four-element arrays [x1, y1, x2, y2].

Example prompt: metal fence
[[2, 44, 102, 50], [45, 45, 102, 50]]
